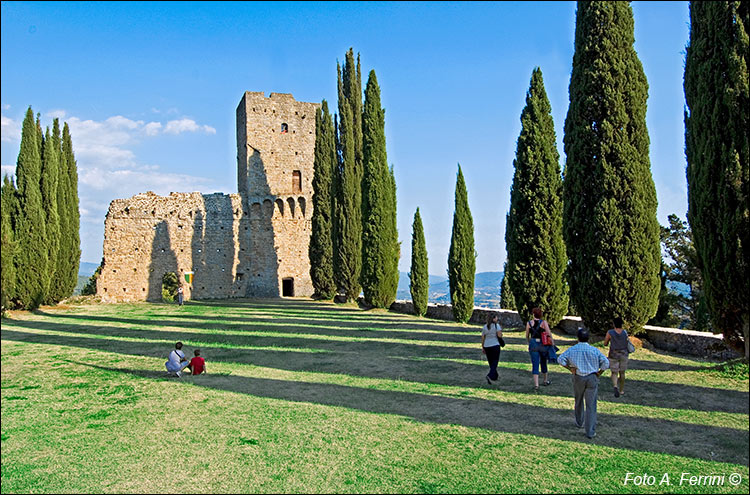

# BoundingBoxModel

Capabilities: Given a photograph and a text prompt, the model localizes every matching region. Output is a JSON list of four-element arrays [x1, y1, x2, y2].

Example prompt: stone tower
[[96, 92, 318, 302], [236, 92, 318, 297]]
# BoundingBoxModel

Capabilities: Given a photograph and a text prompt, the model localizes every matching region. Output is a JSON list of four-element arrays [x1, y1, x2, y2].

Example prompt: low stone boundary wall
[[387, 300, 740, 360]]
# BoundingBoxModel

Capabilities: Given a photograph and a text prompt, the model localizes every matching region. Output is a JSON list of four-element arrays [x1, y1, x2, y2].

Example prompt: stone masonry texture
[[97, 92, 319, 302]]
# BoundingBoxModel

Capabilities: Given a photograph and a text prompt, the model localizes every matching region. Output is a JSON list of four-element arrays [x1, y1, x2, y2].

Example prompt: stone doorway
[[282, 278, 294, 297]]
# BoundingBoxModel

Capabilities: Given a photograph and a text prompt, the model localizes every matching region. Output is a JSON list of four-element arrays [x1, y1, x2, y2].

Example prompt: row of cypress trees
[[505, 2, 661, 333], [309, 49, 400, 308], [1, 107, 80, 311], [408, 165, 476, 323]]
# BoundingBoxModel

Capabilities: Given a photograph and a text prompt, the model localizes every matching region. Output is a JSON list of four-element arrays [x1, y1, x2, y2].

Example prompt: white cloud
[[1, 164, 16, 179], [48, 109, 67, 119], [1, 114, 21, 143], [164, 118, 217, 135], [1, 108, 220, 262], [144, 122, 162, 136]]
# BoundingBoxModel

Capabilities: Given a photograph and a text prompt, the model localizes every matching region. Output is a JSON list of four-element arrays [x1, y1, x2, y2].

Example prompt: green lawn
[[1, 299, 748, 493]]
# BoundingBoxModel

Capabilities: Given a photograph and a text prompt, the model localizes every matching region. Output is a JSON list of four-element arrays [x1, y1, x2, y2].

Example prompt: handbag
[[627, 338, 636, 353], [541, 331, 553, 346], [498, 337, 506, 348]]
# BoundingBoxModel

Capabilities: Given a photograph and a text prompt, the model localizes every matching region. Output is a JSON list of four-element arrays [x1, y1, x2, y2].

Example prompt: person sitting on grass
[[189, 349, 206, 375], [165, 341, 191, 377]]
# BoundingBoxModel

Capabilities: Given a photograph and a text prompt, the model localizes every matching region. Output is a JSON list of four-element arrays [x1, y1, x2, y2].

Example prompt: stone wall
[[387, 300, 741, 359], [97, 92, 318, 302]]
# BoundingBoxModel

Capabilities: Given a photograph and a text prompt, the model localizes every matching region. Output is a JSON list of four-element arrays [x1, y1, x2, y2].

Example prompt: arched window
[[281, 123, 289, 134], [292, 170, 302, 193], [298, 197, 306, 217], [287, 197, 295, 218], [275, 199, 284, 217]]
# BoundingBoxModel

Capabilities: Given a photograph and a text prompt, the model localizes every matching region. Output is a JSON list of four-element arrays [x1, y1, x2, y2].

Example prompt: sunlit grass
[[2, 298, 748, 493]]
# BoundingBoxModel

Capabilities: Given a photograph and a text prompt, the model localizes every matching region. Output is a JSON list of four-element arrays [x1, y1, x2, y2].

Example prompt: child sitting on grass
[[190, 348, 206, 375]]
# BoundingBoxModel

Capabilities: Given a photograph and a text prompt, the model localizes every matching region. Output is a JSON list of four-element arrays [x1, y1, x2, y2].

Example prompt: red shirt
[[190, 356, 205, 375]]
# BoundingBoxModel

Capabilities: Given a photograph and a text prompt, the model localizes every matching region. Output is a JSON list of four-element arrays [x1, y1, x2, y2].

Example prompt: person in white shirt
[[557, 328, 610, 439], [481, 314, 504, 384], [165, 341, 191, 377]]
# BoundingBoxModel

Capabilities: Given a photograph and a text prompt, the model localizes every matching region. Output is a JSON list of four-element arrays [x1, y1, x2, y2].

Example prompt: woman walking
[[525, 307, 554, 390], [481, 313, 504, 384], [603, 316, 630, 397]]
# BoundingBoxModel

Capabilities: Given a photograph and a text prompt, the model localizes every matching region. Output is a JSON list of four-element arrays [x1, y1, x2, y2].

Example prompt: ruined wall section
[[97, 191, 246, 302], [237, 92, 319, 297]]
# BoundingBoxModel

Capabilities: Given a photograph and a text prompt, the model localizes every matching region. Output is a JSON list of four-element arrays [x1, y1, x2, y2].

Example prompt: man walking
[[557, 328, 609, 439]]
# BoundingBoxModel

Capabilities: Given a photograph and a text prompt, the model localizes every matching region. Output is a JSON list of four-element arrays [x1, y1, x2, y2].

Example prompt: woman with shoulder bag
[[481, 313, 504, 384], [525, 307, 554, 390]]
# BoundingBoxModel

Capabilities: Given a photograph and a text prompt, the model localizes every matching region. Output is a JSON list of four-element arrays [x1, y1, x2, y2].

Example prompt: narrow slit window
[[292, 170, 302, 193]]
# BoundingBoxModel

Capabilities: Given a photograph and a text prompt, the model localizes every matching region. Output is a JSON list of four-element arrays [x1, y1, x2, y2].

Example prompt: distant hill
[[397, 271, 505, 309], [79, 262, 100, 277]]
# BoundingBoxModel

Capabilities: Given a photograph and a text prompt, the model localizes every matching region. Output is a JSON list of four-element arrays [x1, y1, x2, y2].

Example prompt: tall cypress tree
[[685, 1, 749, 357], [13, 107, 49, 309], [500, 262, 516, 311], [506, 68, 568, 326], [310, 100, 337, 299], [448, 165, 476, 323], [333, 51, 364, 301], [563, 1, 660, 333], [410, 208, 429, 316], [40, 126, 61, 304], [361, 70, 398, 308], [61, 122, 81, 298], [48, 119, 68, 302], [1, 175, 18, 311]]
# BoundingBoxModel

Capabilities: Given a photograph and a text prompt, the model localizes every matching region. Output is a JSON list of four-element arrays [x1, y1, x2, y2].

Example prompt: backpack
[[529, 319, 543, 339]]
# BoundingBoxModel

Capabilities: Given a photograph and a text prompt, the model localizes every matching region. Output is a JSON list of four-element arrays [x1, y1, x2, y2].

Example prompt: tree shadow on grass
[[64, 360, 750, 467], [36, 311, 480, 344], [3, 323, 748, 416]]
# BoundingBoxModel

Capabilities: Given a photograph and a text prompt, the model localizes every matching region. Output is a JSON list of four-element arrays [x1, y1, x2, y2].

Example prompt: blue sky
[[1, 1, 690, 274]]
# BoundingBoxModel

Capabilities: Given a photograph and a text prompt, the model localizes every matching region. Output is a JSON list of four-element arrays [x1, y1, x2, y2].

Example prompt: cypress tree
[[310, 100, 337, 299], [685, 1, 749, 357], [13, 107, 49, 309], [333, 51, 364, 301], [61, 122, 81, 298], [563, 1, 660, 333], [506, 68, 568, 326], [47, 119, 68, 302], [361, 70, 398, 308], [448, 165, 476, 323], [410, 208, 429, 316], [500, 262, 516, 311], [40, 126, 61, 304], [1, 175, 18, 311]]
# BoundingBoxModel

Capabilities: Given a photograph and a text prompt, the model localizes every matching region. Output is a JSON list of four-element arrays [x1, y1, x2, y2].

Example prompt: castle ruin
[[96, 92, 318, 302]]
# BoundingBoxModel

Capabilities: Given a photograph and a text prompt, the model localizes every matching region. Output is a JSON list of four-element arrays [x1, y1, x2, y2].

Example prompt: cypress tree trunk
[[563, 1, 661, 333], [685, 0, 749, 358], [500, 262, 516, 311], [361, 70, 398, 308], [1, 175, 18, 311], [13, 107, 49, 309], [410, 208, 429, 316], [310, 100, 336, 299], [61, 122, 81, 299], [505, 68, 569, 326], [40, 127, 61, 304], [448, 165, 476, 323]]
